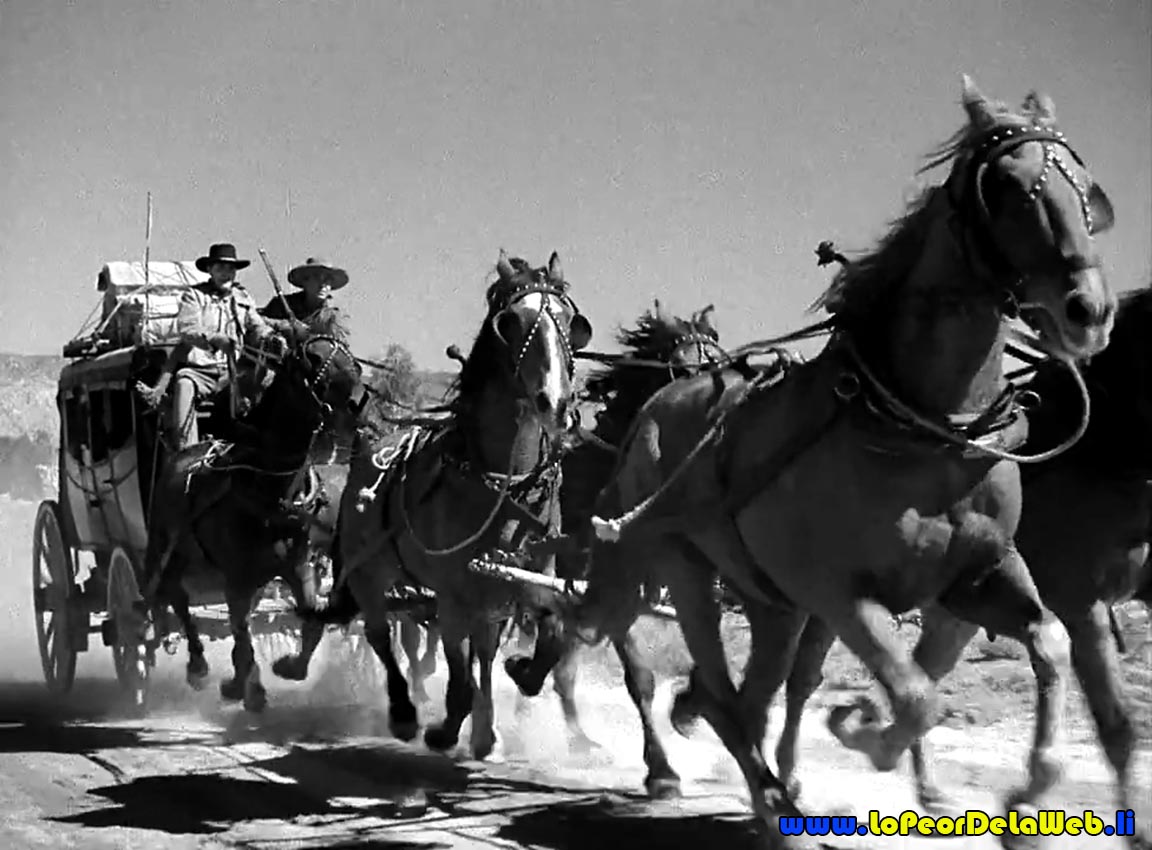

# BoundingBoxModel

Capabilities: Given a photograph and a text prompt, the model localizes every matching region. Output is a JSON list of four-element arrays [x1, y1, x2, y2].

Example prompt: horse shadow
[[495, 796, 766, 850]]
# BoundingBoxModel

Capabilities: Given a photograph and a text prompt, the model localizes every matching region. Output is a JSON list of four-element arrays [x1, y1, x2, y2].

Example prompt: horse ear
[[1022, 91, 1057, 128], [492, 309, 519, 347], [496, 249, 515, 280], [569, 313, 593, 351], [1087, 183, 1115, 234], [548, 251, 564, 282], [698, 304, 716, 333], [960, 73, 997, 130]]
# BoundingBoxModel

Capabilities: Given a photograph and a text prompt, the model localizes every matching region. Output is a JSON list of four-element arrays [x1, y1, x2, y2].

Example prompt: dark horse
[[504, 299, 736, 775], [133, 332, 366, 712], [567, 77, 1115, 848], [775, 283, 1152, 848], [296, 250, 591, 762]]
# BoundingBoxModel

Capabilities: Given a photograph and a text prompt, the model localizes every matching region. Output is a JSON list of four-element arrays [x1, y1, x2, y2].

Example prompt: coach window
[[86, 387, 134, 463], [102, 388, 135, 455], [62, 389, 89, 464], [87, 388, 109, 463]]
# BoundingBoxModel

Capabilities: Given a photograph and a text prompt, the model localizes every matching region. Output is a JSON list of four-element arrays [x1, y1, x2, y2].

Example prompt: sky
[[1, 0, 1149, 368]]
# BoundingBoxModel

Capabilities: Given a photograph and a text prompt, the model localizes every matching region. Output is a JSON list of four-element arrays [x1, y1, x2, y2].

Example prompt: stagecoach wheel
[[106, 546, 150, 711], [32, 500, 78, 693]]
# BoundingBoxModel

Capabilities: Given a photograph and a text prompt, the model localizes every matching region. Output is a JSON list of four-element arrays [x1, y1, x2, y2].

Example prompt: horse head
[[945, 75, 1115, 359], [454, 249, 592, 442], [249, 332, 366, 464], [582, 299, 727, 445]]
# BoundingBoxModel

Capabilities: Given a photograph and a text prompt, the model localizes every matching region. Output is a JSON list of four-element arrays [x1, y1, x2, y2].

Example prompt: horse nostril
[[1065, 293, 1093, 328], [534, 391, 552, 414]]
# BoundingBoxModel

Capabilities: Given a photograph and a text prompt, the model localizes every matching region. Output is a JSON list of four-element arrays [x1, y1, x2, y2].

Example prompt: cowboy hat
[[195, 242, 251, 272], [287, 256, 349, 290]]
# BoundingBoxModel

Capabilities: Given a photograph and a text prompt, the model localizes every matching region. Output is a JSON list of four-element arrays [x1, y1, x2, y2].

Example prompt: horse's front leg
[[906, 603, 980, 816], [774, 616, 836, 801], [398, 616, 431, 704], [219, 584, 266, 713], [160, 569, 209, 689], [932, 549, 1070, 850], [1061, 600, 1149, 849], [613, 630, 682, 799], [271, 554, 325, 683], [423, 607, 475, 753], [469, 619, 504, 763], [550, 639, 604, 756]]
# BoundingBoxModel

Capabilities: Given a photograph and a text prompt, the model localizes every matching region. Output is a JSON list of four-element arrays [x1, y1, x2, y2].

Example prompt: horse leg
[[659, 542, 810, 848], [468, 620, 504, 763], [775, 615, 837, 801], [270, 568, 323, 682], [904, 604, 980, 815], [399, 616, 430, 704], [550, 639, 603, 756], [423, 611, 475, 753], [162, 573, 209, 689], [824, 597, 937, 772], [614, 629, 682, 800], [220, 586, 266, 713], [362, 620, 419, 741], [931, 549, 1070, 850], [419, 621, 440, 678], [504, 608, 566, 698], [1061, 600, 1148, 848]]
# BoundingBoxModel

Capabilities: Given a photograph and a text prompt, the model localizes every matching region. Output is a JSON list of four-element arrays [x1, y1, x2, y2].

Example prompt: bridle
[[488, 268, 586, 407], [664, 330, 730, 380], [946, 122, 1099, 316]]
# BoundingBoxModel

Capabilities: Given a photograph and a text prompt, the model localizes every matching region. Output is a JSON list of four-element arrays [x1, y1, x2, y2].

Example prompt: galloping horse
[[136, 333, 367, 712], [505, 299, 735, 781], [301, 250, 591, 759], [570, 77, 1115, 847], [776, 283, 1152, 848]]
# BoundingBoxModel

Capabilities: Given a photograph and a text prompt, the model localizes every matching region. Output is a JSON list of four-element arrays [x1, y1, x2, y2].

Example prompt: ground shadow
[[0, 680, 211, 754], [53, 773, 354, 834], [496, 797, 765, 850]]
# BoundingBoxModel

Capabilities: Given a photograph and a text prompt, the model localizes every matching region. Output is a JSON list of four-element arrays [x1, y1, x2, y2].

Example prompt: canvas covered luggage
[[96, 261, 207, 347]]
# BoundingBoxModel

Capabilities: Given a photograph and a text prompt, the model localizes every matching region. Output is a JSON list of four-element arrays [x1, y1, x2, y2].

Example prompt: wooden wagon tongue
[[466, 548, 677, 621]]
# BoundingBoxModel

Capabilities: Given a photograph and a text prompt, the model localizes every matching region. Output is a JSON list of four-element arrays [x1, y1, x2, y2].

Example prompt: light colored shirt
[[175, 283, 272, 367]]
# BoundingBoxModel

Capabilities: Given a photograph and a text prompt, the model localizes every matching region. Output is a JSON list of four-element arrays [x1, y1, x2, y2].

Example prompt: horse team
[[145, 76, 1149, 850]]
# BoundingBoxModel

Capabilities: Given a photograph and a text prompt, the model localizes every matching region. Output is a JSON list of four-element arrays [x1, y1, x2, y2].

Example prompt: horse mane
[[444, 256, 569, 418], [584, 302, 720, 442], [809, 93, 1052, 334]]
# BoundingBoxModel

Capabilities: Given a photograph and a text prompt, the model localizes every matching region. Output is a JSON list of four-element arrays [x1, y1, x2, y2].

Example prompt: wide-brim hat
[[288, 257, 349, 290], [195, 242, 251, 272]]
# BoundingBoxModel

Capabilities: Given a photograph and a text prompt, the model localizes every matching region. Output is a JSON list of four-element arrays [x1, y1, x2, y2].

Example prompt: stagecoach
[[31, 260, 311, 706]]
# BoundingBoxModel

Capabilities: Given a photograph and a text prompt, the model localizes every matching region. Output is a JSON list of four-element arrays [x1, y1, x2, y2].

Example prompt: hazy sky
[[2, 0, 1149, 367]]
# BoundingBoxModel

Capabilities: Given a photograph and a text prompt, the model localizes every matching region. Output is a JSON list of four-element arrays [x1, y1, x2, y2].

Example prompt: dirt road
[[2, 499, 1148, 849]]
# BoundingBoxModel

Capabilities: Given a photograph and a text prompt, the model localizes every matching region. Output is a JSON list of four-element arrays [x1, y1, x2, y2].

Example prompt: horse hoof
[[186, 671, 208, 691], [645, 774, 682, 801], [503, 656, 543, 697], [826, 697, 898, 771], [669, 691, 701, 738], [271, 655, 308, 681], [785, 776, 802, 801], [568, 733, 604, 757], [220, 678, 245, 702], [917, 785, 964, 818], [423, 725, 458, 752], [384, 788, 428, 820], [391, 718, 420, 742], [244, 685, 268, 714]]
